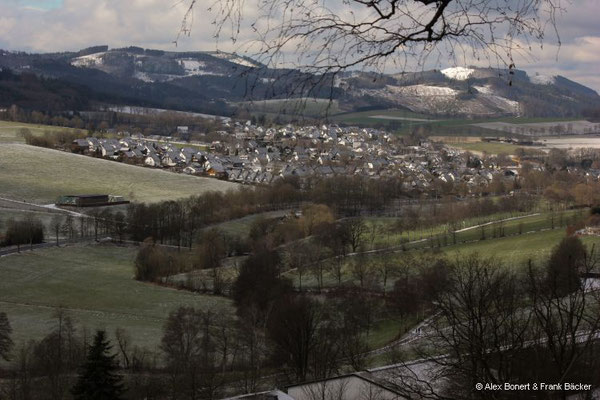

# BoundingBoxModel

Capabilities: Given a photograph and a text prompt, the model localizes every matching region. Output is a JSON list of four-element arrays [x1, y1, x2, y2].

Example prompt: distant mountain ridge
[[1, 46, 599, 118], [337, 66, 600, 117]]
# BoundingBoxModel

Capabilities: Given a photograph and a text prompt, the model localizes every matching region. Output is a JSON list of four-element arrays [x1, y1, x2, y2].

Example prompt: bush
[[21, 128, 85, 149], [134, 241, 170, 281]]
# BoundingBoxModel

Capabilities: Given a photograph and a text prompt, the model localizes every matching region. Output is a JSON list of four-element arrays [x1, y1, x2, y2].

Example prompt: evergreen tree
[[0, 312, 13, 361], [71, 330, 125, 400]]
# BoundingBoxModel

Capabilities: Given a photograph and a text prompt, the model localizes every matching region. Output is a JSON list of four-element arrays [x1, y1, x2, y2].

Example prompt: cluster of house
[[71, 122, 523, 191]]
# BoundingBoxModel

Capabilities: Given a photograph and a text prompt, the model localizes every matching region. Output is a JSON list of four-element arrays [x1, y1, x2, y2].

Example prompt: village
[[69, 121, 537, 195]]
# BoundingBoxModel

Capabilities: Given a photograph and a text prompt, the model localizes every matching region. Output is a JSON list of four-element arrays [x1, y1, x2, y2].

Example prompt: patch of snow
[[473, 85, 520, 115], [176, 58, 225, 77], [134, 71, 154, 83], [530, 73, 555, 85], [486, 95, 520, 115], [473, 85, 493, 94], [210, 52, 259, 68], [441, 67, 474, 80], [71, 52, 105, 67], [179, 59, 206, 73], [393, 84, 457, 96]]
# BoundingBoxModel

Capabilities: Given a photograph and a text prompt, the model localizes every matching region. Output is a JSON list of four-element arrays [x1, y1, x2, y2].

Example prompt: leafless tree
[[285, 241, 312, 291], [115, 328, 132, 369], [180, 0, 563, 81], [161, 307, 225, 400], [373, 254, 396, 297], [234, 306, 270, 394], [350, 250, 376, 289], [50, 215, 63, 247], [396, 254, 531, 400], [343, 217, 367, 253], [526, 244, 600, 394]]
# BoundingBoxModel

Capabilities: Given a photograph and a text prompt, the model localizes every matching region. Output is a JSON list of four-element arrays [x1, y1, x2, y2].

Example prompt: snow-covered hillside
[[27, 47, 596, 118], [441, 67, 474, 80], [209, 52, 260, 68], [529, 73, 555, 85], [396, 84, 457, 96], [177, 59, 224, 77], [358, 81, 522, 116], [473, 85, 493, 94], [71, 52, 105, 67]]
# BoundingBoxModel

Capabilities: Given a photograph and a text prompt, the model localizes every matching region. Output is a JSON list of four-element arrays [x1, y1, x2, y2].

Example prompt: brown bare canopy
[[177, 0, 563, 74]]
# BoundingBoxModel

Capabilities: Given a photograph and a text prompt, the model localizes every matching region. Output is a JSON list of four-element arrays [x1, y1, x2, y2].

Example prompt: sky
[[0, 0, 599, 92]]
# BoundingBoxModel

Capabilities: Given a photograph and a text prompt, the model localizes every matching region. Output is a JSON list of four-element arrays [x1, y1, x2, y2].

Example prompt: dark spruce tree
[[0, 312, 13, 361], [71, 330, 125, 400]]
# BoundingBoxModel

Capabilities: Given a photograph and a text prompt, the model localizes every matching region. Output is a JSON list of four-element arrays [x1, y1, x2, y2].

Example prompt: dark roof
[[64, 194, 109, 199]]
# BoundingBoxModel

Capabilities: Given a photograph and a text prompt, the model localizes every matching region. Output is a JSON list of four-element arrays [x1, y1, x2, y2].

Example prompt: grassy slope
[[442, 229, 600, 267], [0, 121, 85, 143], [0, 244, 232, 349], [203, 210, 292, 237], [367, 209, 585, 249], [331, 109, 434, 123], [286, 210, 591, 288], [0, 144, 239, 204]]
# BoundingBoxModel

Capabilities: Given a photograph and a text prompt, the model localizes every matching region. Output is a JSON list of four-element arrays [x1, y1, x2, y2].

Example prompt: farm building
[[56, 194, 129, 207]]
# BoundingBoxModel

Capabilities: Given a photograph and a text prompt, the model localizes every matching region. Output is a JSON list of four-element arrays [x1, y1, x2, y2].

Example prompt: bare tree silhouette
[[179, 0, 563, 75]]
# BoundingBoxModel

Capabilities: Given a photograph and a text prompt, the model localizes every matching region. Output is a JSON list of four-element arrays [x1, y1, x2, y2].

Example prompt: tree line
[[2, 235, 599, 399]]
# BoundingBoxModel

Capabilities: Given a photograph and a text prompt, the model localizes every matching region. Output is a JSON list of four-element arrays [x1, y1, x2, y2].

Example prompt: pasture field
[[203, 210, 292, 237], [0, 120, 85, 143], [534, 137, 600, 150], [0, 244, 233, 349], [472, 120, 599, 136], [444, 229, 600, 267], [367, 209, 585, 249], [0, 144, 239, 204], [284, 209, 589, 290], [330, 109, 436, 131]]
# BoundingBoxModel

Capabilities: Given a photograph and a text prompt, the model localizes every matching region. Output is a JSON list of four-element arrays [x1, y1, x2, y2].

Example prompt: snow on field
[[392, 84, 457, 96], [471, 120, 599, 136], [473, 85, 493, 94], [179, 59, 206, 74], [473, 85, 520, 115], [441, 67, 474, 80], [175, 58, 225, 77], [362, 85, 457, 114], [360, 82, 522, 116], [483, 95, 520, 115], [71, 52, 105, 67], [529, 73, 555, 85], [210, 52, 259, 68], [134, 71, 154, 83]]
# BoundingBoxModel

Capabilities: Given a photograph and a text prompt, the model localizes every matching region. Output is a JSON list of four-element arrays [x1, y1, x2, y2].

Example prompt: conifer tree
[[0, 312, 13, 361], [71, 330, 125, 400]]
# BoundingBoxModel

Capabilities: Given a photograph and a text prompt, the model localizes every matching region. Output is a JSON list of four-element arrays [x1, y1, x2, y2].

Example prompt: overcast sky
[[1, 0, 599, 92]]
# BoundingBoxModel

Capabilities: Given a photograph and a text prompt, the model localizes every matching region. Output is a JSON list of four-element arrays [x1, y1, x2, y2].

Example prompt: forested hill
[[1, 46, 599, 118]]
